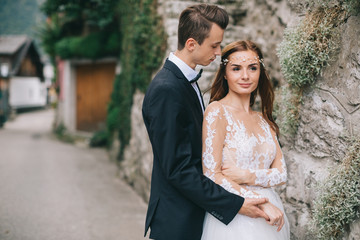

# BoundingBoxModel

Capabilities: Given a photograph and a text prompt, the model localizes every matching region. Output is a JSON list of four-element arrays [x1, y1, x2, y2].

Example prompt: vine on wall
[[106, 0, 167, 158], [39, 0, 167, 153]]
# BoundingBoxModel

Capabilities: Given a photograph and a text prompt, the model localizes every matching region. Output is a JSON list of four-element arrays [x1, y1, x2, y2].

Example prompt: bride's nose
[[241, 69, 249, 80]]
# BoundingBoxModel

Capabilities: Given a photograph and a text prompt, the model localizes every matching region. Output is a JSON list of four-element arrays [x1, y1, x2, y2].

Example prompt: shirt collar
[[168, 52, 198, 82]]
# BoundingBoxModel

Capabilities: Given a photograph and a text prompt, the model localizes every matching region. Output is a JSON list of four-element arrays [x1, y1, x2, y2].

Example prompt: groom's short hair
[[177, 4, 229, 50]]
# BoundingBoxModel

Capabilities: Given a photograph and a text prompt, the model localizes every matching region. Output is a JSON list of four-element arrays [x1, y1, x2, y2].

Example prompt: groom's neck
[[174, 49, 197, 70]]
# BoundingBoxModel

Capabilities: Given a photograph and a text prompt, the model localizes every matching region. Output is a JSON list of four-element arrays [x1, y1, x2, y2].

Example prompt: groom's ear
[[185, 38, 197, 52]]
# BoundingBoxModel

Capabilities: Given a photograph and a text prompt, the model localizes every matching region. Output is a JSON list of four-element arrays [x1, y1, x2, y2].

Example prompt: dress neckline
[[217, 101, 260, 119]]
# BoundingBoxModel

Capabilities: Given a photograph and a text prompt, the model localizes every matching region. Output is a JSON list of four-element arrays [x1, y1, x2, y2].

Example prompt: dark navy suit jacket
[[142, 59, 244, 240]]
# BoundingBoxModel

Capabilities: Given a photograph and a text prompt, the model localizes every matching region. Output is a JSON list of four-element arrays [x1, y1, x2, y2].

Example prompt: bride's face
[[224, 50, 260, 96]]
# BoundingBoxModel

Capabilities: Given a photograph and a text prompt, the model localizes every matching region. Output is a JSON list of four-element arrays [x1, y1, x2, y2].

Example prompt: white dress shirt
[[168, 52, 204, 112]]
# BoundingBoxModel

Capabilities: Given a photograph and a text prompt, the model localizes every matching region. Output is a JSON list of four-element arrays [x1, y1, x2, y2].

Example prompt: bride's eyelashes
[[229, 64, 259, 72]]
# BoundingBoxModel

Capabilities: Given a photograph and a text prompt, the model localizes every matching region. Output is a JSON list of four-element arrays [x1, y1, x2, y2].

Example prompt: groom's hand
[[238, 198, 269, 220]]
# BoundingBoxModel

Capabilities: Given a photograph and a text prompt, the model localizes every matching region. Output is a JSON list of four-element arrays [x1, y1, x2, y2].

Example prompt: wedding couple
[[142, 3, 290, 240]]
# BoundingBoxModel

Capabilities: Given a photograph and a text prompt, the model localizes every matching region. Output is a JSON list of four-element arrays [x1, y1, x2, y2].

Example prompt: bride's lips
[[238, 83, 252, 88]]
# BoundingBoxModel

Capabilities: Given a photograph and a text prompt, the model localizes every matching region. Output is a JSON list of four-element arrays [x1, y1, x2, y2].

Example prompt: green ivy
[[54, 31, 120, 59], [106, 0, 167, 158], [37, 15, 61, 65], [311, 139, 360, 239], [41, 0, 118, 30], [39, 0, 166, 154], [39, 0, 120, 61]]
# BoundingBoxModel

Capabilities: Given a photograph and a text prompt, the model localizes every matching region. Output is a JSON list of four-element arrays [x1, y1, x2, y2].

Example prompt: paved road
[[0, 109, 148, 240]]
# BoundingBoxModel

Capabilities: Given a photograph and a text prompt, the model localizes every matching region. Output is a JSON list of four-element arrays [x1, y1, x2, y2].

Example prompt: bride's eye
[[249, 66, 258, 71], [232, 67, 240, 71]]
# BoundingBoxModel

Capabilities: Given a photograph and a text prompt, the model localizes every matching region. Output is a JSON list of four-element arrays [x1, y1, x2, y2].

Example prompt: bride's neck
[[222, 92, 252, 113]]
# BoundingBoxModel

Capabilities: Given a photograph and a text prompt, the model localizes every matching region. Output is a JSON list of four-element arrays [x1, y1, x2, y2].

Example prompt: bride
[[201, 40, 290, 239]]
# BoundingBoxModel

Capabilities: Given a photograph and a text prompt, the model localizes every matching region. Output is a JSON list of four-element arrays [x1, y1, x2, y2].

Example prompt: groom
[[142, 4, 269, 240]]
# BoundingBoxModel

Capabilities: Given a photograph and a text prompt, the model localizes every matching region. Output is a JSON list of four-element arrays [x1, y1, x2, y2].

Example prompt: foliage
[[273, 85, 302, 137], [37, 16, 62, 64], [54, 122, 74, 143], [288, 0, 360, 15], [302, 0, 360, 15], [311, 139, 360, 239], [39, 0, 120, 61], [89, 130, 109, 147], [342, 0, 360, 15], [106, 0, 167, 158], [277, 6, 345, 88], [54, 31, 120, 59], [277, 2, 360, 237], [39, 0, 166, 156], [275, 2, 352, 137], [41, 0, 118, 30]]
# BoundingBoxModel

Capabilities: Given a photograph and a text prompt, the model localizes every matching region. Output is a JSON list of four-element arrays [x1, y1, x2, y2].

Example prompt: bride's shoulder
[[205, 101, 223, 112], [207, 101, 221, 108], [204, 101, 226, 117]]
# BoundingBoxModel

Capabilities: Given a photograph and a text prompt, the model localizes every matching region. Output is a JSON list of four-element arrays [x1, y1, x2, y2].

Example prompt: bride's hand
[[222, 160, 252, 184], [259, 202, 284, 232]]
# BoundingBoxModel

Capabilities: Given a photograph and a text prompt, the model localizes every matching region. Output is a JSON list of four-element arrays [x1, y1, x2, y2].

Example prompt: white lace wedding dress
[[201, 101, 290, 240]]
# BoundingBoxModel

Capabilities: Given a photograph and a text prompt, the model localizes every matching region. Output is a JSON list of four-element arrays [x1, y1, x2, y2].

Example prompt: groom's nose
[[215, 45, 221, 56]]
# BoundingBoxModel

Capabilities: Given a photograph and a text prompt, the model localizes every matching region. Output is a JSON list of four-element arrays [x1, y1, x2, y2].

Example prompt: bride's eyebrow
[[230, 63, 259, 67]]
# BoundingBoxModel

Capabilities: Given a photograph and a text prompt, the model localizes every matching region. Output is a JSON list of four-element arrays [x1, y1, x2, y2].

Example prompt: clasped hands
[[222, 159, 285, 232]]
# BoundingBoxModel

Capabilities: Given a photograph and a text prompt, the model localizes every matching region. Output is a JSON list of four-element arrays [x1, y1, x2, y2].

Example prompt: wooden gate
[[76, 62, 115, 132]]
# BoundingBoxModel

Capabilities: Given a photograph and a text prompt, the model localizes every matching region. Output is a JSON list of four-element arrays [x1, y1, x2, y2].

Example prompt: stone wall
[[282, 14, 360, 239], [114, 0, 360, 239]]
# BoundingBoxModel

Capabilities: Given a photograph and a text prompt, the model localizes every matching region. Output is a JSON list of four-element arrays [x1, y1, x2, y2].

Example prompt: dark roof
[[0, 35, 43, 79], [0, 35, 29, 55]]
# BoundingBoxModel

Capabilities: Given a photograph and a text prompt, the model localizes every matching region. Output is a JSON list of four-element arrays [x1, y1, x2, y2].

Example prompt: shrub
[[54, 32, 120, 59], [275, 4, 348, 137], [311, 139, 360, 239], [54, 122, 74, 143], [273, 85, 302, 137], [277, 6, 345, 88], [90, 130, 109, 147]]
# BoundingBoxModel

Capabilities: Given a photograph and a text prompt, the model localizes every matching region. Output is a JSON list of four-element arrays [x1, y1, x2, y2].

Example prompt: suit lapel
[[195, 82, 205, 112], [163, 60, 204, 115]]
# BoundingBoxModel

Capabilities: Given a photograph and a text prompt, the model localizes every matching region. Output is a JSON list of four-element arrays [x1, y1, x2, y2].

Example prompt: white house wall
[[62, 60, 76, 132], [9, 76, 47, 109]]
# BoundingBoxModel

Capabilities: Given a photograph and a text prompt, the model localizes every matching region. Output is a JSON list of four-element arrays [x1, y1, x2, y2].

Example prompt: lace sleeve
[[202, 102, 263, 199], [249, 156, 287, 187], [248, 134, 287, 188]]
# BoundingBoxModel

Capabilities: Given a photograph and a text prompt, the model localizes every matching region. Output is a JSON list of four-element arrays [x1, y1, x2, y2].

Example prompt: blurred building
[[56, 58, 117, 133], [0, 35, 46, 126]]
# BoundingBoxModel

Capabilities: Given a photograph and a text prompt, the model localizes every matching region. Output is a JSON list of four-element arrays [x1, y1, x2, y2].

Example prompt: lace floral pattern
[[250, 156, 287, 187], [220, 179, 240, 195], [202, 102, 287, 199], [203, 108, 220, 181]]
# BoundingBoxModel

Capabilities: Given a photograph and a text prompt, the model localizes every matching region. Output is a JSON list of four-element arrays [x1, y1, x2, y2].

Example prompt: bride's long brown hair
[[210, 40, 279, 135]]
